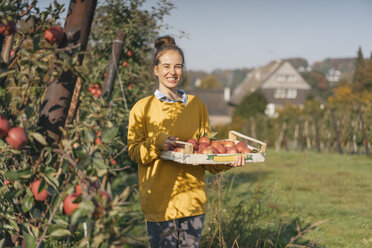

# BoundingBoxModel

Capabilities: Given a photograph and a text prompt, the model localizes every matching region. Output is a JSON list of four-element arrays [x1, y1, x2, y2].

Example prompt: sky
[[38, 0, 372, 72]]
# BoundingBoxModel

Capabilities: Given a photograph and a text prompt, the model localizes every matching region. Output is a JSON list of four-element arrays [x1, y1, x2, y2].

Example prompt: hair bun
[[154, 35, 176, 50]]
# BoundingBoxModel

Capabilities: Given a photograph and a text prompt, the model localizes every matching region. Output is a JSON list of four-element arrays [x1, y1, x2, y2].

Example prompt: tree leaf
[[22, 194, 34, 213], [101, 127, 119, 142], [23, 232, 36, 248], [50, 229, 71, 237], [31, 132, 48, 146]]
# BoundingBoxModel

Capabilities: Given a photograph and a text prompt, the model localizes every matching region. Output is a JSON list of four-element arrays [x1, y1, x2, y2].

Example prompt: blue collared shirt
[[154, 89, 188, 107]]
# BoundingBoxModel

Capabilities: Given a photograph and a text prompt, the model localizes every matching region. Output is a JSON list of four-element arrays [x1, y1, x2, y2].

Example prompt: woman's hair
[[152, 35, 185, 67]]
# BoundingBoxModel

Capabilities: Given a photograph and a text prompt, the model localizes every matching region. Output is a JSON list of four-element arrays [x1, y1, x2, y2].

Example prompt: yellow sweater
[[127, 94, 230, 222]]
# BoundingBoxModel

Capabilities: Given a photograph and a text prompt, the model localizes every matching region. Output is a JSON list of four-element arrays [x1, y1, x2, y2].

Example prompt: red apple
[[75, 184, 82, 195], [223, 140, 236, 149], [4, 180, 11, 185], [126, 50, 133, 57], [64, 193, 80, 216], [6, 127, 28, 150], [44, 26, 64, 44], [211, 140, 223, 148], [99, 190, 111, 202], [226, 147, 238, 154], [128, 83, 132, 90], [173, 147, 185, 153], [187, 138, 198, 150], [110, 157, 118, 165], [0, 115, 10, 138], [236, 142, 248, 153], [0, 21, 16, 35], [200, 146, 214, 154], [198, 136, 211, 145], [122, 61, 128, 67], [216, 145, 227, 154], [198, 142, 209, 150], [242, 147, 252, 153], [31, 180, 49, 202], [211, 147, 219, 154]]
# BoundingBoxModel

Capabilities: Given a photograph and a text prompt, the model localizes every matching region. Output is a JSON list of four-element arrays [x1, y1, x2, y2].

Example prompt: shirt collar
[[154, 89, 188, 107]]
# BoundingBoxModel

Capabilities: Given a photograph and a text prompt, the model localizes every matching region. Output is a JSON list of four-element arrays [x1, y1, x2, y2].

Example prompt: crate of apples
[[160, 130, 266, 164]]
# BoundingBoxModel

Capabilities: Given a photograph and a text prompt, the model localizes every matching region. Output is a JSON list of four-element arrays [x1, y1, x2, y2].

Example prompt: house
[[187, 88, 232, 126], [230, 59, 311, 117]]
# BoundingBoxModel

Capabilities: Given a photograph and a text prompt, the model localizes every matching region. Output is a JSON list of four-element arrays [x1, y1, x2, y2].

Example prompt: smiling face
[[154, 50, 183, 92]]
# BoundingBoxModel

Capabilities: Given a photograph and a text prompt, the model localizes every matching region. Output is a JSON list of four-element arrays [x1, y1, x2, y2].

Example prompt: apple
[[10, 50, 15, 58], [216, 145, 227, 154], [44, 26, 64, 44], [211, 140, 223, 148], [104, 72, 107, 78], [75, 184, 82, 195], [242, 147, 252, 153], [95, 131, 103, 145], [110, 157, 118, 165], [0, 115, 10, 138], [31, 180, 49, 201], [94, 89, 102, 98], [122, 61, 128, 67], [126, 50, 133, 57], [99, 190, 111, 202], [199, 146, 214, 154], [173, 147, 185, 153], [186, 138, 198, 150], [0, 21, 16, 35], [211, 147, 219, 154], [6, 127, 28, 150], [4, 180, 11, 185], [128, 83, 132, 90], [236, 142, 248, 153], [63, 193, 80, 216], [223, 140, 235, 149], [198, 142, 209, 150], [226, 147, 238, 154], [198, 136, 211, 145]]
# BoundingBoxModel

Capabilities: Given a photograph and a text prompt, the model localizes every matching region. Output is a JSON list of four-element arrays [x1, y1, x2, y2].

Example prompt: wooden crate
[[160, 130, 266, 165]]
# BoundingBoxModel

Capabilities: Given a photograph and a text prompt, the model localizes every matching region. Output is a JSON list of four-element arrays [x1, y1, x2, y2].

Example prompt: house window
[[287, 88, 297, 99], [274, 88, 297, 99], [274, 88, 286, 98]]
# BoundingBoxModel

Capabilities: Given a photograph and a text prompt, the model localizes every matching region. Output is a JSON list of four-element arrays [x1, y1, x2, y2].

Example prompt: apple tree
[[0, 0, 174, 247]]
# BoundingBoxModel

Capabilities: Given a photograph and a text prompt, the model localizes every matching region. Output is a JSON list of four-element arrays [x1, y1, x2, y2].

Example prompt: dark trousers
[[146, 214, 205, 248]]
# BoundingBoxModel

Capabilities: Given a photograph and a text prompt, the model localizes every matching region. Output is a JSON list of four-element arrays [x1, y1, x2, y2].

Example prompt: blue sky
[[38, 0, 372, 72]]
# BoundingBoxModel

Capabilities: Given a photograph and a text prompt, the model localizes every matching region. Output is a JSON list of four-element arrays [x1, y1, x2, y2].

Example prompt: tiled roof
[[187, 89, 230, 116], [230, 60, 283, 105]]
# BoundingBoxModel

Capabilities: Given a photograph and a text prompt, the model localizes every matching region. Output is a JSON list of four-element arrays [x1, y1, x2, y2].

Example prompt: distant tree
[[233, 91, 267, 120], [198, 74, 222, 89]]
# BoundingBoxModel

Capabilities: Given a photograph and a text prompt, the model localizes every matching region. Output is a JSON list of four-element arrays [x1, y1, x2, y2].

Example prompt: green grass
[[206, 149, 372, 247]]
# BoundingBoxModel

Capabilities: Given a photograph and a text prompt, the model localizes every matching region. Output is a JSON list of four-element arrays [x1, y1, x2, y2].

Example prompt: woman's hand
[[163, 136, 179, 151], [228, 154, 246, 168]]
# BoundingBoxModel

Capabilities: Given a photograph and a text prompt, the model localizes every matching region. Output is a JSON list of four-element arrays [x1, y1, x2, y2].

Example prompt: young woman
[[127, 35, 246, 248]]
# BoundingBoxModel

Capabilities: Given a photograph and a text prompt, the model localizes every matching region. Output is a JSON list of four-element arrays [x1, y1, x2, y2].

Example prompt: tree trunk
[[275, 121, 287, 151], [298, 118, 304, 151], [312, 113, 321, 153], [357, 102, 370, 156], [304, 120, 311, 149], [330, 108, 343, 154], [38, 0, 97, 141], [102, 31, 126, 100], [293, 119, 299, 150]]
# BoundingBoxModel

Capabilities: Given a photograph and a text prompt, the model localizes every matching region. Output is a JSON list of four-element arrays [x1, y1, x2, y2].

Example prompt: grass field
[[203, 150, 372, 247]]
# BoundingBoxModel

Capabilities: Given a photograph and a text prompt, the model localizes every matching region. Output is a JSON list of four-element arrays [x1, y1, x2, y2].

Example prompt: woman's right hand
[[163, 136, 179, 151]]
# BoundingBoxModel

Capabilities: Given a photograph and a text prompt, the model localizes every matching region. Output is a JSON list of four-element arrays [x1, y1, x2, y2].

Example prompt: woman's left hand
[[228, 154, 246, 168]]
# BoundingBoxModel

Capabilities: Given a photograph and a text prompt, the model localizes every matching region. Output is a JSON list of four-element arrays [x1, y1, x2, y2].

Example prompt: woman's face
[[154, 50, 183, 91]]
